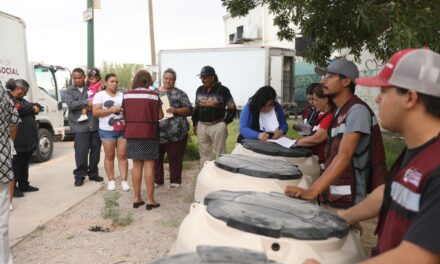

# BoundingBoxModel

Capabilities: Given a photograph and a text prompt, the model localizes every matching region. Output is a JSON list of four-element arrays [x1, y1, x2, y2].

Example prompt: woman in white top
[[92, 73, 129, 191]]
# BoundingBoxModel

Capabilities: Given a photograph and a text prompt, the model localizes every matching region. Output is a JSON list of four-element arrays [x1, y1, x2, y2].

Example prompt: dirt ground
[[11, 162, 199, 264], [11, 161, 378, 263]]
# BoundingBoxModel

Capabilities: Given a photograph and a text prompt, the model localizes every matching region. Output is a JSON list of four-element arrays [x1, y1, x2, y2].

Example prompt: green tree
[[100, 62, 144, 90], [222, 0, 440, 65]]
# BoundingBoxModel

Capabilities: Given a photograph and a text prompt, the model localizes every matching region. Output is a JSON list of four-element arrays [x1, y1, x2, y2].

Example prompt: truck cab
[[28, 62, 71, 162], [0, 11, 69, 162]]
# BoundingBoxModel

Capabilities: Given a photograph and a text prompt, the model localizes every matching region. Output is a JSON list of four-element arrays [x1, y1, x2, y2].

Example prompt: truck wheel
[[34, 128, 53, 162]]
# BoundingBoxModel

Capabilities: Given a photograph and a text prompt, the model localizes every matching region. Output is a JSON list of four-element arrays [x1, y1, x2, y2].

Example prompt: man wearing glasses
[[286, 59, 388, 208], [192, 66, 236, 167]]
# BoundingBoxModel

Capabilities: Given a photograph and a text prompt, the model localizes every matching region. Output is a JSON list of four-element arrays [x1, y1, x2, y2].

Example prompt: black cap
[[198, 65, 216, 77]]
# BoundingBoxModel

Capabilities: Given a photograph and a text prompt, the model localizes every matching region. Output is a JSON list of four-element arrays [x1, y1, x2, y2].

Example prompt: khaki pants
[[0, 183, 12, 264], [197, 122, 227, 167]]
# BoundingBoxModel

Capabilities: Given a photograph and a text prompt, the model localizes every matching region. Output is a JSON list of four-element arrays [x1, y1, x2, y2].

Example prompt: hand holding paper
[[159, 94, 173, 119]]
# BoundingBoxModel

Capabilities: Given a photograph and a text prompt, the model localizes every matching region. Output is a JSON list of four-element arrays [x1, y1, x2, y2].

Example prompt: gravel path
[[11, 162, 199, 264]]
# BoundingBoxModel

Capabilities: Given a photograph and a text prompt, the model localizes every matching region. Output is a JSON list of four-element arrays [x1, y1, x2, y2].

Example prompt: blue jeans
[[99, 129, 124, 142]]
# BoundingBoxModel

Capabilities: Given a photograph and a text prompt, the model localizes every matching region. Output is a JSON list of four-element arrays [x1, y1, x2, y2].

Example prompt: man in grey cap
[[286, 59, 387, 208], [306, 49, 440, 264]]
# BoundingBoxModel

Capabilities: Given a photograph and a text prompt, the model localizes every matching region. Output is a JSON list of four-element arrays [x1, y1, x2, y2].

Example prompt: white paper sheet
[[159, 94, 173, 120], [267, 137, 297, 148], [259, 108, 279, 132]]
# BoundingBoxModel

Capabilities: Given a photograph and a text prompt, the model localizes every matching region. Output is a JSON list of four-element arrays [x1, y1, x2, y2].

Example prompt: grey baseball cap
[[356, 48, 440, 97], [315, 59, 359, 84]]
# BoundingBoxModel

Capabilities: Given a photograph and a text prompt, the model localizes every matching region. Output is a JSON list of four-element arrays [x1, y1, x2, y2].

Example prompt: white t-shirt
[[259, 107, 279, 132], [93, 90, 125, 131]]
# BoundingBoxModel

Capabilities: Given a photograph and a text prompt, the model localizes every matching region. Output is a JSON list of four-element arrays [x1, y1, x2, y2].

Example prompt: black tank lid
[[242, 139, 314, 157], [214, 154, 302, 180], [150, 246, 281, 264], [204, 191, 350, 240]]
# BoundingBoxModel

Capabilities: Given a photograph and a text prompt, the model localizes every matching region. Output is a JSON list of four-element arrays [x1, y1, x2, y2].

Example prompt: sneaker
[[169, 183, 180, 190], [9, 204, 13, 211], [77, 114, 88, 122], [154, 183, 163, 188], [13, 187, 24, 198], [19, 185, 39, 192], [121, 181, 130, 191], [107, 180, 116, 191], [89, 175, 104, 182], [74, 178, 84, 187]]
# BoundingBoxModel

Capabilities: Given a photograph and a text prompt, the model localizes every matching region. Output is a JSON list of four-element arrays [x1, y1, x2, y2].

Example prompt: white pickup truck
[[0, 11, 71, 162]]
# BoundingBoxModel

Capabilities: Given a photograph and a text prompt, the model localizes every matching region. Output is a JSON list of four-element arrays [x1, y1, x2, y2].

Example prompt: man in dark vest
[[330, 49, 440, 262], [285, 59, 387, 208]]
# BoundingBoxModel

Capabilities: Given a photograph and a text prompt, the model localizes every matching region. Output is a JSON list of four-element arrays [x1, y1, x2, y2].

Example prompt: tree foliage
[[222, 0, 440, 65], [100, 62, 144, 90]]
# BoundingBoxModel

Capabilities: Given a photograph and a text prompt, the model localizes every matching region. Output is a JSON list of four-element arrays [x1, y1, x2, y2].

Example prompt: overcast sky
[[0, 0, 227, 69]]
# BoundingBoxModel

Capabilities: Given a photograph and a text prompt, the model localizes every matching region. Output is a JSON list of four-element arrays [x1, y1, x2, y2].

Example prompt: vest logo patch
[[337, 114, 346, 124], [403, 167, 422, 187]]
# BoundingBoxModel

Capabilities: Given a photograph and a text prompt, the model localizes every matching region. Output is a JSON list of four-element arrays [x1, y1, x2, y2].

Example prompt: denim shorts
[[99, 129, 125, 141]]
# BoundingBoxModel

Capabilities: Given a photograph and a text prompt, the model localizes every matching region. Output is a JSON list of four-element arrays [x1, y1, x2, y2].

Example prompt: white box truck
[[0, 11, 70, 162], [158, 46, 296, 112]]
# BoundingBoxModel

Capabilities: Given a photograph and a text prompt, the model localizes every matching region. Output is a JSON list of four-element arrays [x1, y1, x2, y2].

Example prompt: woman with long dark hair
[[123, 70, 163, 210], [238, 85, 288, 142]]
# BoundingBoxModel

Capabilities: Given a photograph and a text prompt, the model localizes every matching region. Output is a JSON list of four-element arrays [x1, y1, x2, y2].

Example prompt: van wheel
[[34, 128, 53, 162]]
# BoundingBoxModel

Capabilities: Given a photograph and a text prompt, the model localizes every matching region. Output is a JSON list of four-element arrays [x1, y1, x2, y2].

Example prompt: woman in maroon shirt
[[123, 70, 163, 210]]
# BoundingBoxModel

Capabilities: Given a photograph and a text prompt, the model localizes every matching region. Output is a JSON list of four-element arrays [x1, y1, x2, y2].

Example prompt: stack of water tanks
[[151, 140, 366, 264]]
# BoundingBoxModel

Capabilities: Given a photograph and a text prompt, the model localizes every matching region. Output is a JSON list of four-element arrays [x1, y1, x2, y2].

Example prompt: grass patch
[[382, 135, 405, 169], [101, 192, 133, 226], [183, 194, 195, 204], [226, 120, 239, 153], [36, 225, 46, 232], [182, 161, 196, 170], [286, 119, 301, 138], [160, 219, 180, 228], [183, 131, 200, 161]]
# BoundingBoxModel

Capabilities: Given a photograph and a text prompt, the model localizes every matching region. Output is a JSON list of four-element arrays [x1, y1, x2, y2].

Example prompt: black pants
[[73, 131, 101, 180], [155, 136, 188, 185], [12, 151, 33, 188]]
